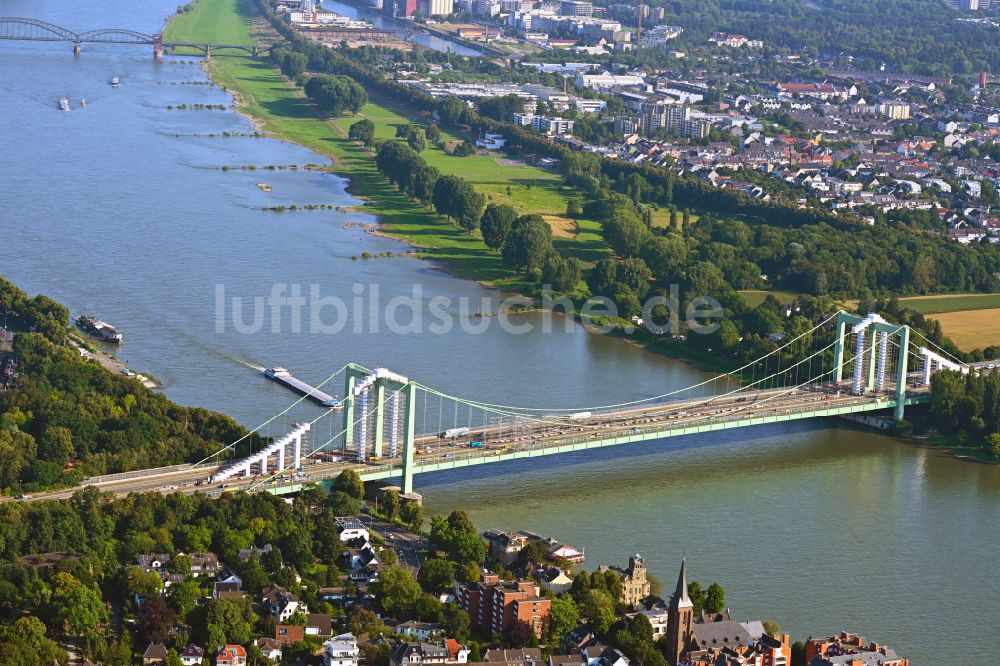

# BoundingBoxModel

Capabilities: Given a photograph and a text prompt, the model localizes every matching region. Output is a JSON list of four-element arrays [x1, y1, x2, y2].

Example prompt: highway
[[8, 379, 930, 504]]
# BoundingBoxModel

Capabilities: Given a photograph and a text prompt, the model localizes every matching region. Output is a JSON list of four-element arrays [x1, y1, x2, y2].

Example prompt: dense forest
[[0, 276, 258, 494]]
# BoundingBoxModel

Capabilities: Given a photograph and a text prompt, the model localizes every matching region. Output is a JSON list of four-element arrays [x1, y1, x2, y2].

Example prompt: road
[[7, 379, 930, 504]]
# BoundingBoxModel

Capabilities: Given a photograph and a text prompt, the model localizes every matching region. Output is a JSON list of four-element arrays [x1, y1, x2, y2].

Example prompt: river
[[0, 0, 998, 662]]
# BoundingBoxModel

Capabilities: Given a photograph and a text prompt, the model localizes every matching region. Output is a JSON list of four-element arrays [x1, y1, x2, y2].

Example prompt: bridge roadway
[[9, 379, 930, 503]]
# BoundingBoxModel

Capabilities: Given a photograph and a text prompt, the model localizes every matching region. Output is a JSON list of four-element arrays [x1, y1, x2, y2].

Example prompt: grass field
[[163, 0, 606, 292], [894, 293, 1000, 315], [926, 308, 1000, 351], [738, 290, 801, 308]]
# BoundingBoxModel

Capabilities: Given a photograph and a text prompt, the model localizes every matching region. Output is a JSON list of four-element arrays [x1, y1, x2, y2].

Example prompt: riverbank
[[163, 0, 603, 294]]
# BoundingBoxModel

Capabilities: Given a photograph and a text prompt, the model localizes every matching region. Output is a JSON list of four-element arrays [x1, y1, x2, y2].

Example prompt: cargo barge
[[264, 367, 343, 409], [75, 315, 123, 344]]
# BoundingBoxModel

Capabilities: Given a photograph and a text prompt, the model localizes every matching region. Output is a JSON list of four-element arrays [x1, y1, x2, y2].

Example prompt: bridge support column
[[73, 42, 81, 56], [875, 330, 889, 393], [866, 330, 879, 393], [252, 45, 260, 58], [343, 372, 358, 453], [204, 44, 211, 58], [153, 34, 163, 61], [401, 382, 417, 494], [261, 455, 267, 476], [356, 388, 369, 464], [278, 442, 285, 471], [372, 382, 386, 459], [894, 326, 910, 421], [852, 330, 865, 395], [388, 392, 400, 458], [833, 315, 848, 383], [293, 432, 302, 468]]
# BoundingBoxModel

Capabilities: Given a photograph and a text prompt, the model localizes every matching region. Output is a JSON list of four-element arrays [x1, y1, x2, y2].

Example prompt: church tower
[[665, 558, 694, 665]]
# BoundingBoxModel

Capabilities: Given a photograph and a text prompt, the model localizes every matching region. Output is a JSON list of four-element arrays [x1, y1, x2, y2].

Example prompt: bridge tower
[[834, 312, 910, 421], [204, 43, 211, 58], [73, 41, 80, 56], [152, 33, 163, 60], [342, 366, 417, 493]]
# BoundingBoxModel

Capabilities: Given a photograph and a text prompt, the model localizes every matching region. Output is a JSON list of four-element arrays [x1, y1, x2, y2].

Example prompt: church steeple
[[671, 557, 693, 609], [666, 558, 695, 665]]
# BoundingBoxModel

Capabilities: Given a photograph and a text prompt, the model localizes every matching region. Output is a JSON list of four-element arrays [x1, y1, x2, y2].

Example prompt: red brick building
[[456, 573, 550, 639]]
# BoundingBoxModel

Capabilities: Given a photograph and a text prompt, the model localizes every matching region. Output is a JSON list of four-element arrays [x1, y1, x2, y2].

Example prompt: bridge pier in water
[[73, 42, 80, 56], [153, 34, 163, 61]]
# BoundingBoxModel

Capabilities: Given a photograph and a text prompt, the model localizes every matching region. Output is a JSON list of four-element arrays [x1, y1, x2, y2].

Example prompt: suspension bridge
[[18, 311, 975, 503], [0, 17, 259, 58]]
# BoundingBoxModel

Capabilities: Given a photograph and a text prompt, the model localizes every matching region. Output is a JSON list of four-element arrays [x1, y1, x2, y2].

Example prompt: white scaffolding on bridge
[[211, 422, 310, 482]]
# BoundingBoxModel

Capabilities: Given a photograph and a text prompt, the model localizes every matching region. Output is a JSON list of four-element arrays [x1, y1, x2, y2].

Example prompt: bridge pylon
[[73, 42, 80, 56], [835, 312, 912, 421], [153, 33, 163, 61]]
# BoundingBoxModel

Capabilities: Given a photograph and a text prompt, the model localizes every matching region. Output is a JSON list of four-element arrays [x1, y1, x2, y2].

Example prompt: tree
[[417, 558, 456, 593], [371, 567, 421, 616], [504, 620, 537, 648], [686, 581, 707, 617], [762, 619, 781, 637], [542, 255, 582, 293], [433, 175, 485, 233], [413, 594, 443, 622], [137, 596, 176, 645], [988, 432, 1000, 459], [567, 199, 582, 217], [457, 561, 480, 584], [304, 74, 368, 116], [332, 469, 365, 499], [38, 426, 74, 467], [348, 607, 384, 637], [400, 501, 424, 531], [407, 128, 427, 153], [502, 215, 553, 274], [705, 583, 726, 615], [126, 566, 163, 598], [443, 607, 471, 642], [51, 577, 105, 639], [438, 97, 467, 127], [603, 212, 652, 257], [480, 203, 517, 250], [0, 616, 67, 666], [580, 589, 615, 635], [169, 580, 201, 620], [204, 598, 252, 649], [382, 489, 400, 519], [348, 119, 376, 147], [548, 595, 580, 641], [425, 124, 441, 142]]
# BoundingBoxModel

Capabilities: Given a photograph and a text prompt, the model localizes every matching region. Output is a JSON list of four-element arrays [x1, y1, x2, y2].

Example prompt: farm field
[[896, 293, 1000, 314], [926, 308, 1000, 351]]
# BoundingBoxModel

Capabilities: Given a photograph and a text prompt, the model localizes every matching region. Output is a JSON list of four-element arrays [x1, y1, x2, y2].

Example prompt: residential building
[[261, 585, 308, 622], [534, 566, 573, 594], [395, 620, 442, 641], [390, 640, 469, 666], [559, 0, 592, 16], [880, 102, 911, 120], [639, 609, 670, 639], [137, 554, 171, 574], [639, 24, 682, 48], [324, 634, 360, 666], [214, 576, 244, 600], [805, 632, 908, 666], [484, 648, 543, 666], [143, 644, 168, 666], [599, 554, 650, 606], [306, 613, 334, 638], [335, 517, 370, 543], [189, 552, 222, 577], [179, 646, 205, 666], [256, 638, 282, 663], [216, 646, 247, 666], [456, 573, 551, 639], [275, 625, 306, 645]]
